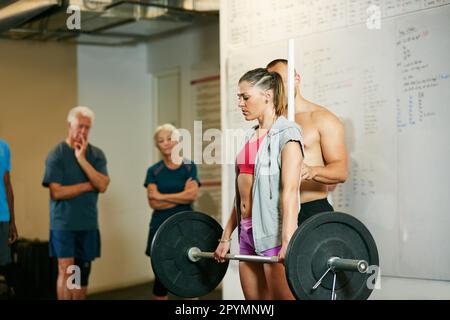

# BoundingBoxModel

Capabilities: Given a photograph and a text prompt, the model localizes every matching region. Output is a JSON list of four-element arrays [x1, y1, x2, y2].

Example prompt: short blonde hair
[[67, 106, 95, 125], [153, 123, 180, 143]]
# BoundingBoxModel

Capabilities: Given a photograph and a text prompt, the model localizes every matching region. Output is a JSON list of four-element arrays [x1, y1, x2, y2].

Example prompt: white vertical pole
[[287, 39, 295, 122]]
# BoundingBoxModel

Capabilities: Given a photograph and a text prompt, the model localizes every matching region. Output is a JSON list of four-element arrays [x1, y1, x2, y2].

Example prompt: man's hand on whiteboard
[[301, 164, 318, 181]]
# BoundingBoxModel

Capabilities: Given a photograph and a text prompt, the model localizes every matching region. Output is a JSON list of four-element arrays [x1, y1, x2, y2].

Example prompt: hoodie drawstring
[[268, 138, 272, 199]]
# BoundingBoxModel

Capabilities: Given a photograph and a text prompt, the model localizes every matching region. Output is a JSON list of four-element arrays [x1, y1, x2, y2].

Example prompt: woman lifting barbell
[[214, 68, 304, 300]]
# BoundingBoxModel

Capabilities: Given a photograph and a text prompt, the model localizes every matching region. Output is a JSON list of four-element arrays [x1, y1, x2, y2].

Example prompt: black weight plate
[[150, 211, 229, 298], [285, 212, 379, 300]]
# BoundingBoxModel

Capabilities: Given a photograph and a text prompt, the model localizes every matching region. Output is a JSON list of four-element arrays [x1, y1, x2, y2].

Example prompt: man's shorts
[[239, 217, 281, 257], [298, 198, 334, 226], [49, 229, 101, 262], [0, 222, 11, 265]]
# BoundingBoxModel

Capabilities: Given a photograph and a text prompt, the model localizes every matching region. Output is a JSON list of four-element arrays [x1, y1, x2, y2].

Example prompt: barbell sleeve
[[327, 257, 369, 273]]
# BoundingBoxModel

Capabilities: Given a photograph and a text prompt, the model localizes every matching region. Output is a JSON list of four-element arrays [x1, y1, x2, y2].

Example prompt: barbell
[[150, 211, 379, 300]]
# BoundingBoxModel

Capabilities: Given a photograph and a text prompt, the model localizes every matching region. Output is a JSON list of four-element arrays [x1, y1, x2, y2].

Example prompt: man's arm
[[149, 178, 199, 205], [147, 184, 177, 210], [48, 182, 94, 201], [302, 111, 348, 184], [75, 137, 110, 193], [42, 145, 96, 200], [77, 158, 110, 193], [4, 172, 18, 244]]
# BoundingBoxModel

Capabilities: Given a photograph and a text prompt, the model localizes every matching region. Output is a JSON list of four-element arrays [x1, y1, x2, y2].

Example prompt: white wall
[[77, 44, 153, 293], [371, 276, 450, 300], [147, 22, 220, 134]]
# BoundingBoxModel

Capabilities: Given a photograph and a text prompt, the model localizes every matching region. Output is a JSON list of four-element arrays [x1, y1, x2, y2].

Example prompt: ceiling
[[0, 0, 219, 46]]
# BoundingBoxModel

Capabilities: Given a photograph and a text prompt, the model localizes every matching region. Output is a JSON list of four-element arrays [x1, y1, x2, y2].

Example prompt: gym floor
[[87, 282, 222, 300]]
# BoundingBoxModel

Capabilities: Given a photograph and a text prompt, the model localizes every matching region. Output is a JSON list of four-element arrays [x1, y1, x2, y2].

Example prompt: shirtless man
[[267, 59, 348, 225]]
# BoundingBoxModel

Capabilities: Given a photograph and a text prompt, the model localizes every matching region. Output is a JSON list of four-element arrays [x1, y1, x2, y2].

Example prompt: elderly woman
[[144, 123, 201, 300]]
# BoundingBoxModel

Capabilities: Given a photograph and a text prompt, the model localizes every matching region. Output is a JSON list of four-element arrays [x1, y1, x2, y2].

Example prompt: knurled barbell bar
[[187, 247, 368, 272]]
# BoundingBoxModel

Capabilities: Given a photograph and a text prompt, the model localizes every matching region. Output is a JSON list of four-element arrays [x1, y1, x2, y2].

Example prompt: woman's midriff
[[237, 173, 254, 219]]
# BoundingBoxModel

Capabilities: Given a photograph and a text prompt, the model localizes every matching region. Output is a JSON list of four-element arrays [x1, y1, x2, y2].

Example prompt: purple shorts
[[239, 217, 281, 257]]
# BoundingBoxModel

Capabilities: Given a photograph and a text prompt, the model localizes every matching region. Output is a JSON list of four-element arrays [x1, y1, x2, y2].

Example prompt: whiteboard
[[220, 0, 450, 290]]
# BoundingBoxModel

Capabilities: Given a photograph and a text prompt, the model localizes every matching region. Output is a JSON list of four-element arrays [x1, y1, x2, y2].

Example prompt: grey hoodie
[[235, 116, 304, 254]]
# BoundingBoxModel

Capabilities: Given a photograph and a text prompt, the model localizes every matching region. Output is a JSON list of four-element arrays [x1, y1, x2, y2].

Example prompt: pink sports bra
[[237, 132, 267, 175]]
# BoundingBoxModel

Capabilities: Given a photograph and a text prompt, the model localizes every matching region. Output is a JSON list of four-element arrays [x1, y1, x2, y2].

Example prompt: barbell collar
[[327, 257, 369, 273]]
